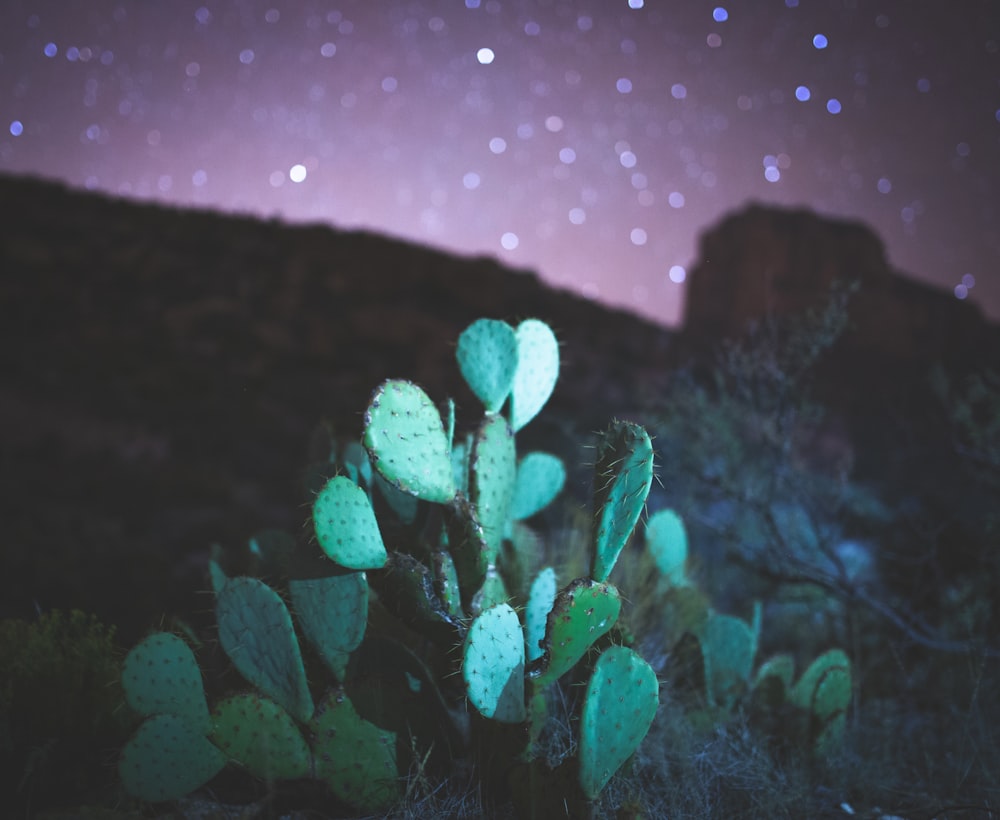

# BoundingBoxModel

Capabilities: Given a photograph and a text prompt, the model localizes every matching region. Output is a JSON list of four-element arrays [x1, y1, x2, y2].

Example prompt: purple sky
[[2, 0, 998, 327]]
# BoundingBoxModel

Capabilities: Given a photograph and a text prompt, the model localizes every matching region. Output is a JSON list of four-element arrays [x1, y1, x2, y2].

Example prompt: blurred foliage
[[0, 609, 127, 811]]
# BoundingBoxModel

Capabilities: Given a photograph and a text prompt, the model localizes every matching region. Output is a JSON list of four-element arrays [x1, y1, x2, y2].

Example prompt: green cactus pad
[[791, 648, 851, 751], [121, 631, 211, 733], [530, 578, 621, 688], [309, 687, 400, 813], [471, 414, 517, 562], [511, 451, 566, 521], [525, 567, 557, 662], [645, 508, 688, 585], [312, 475, 387, 570], [752, 652, 796, 694], [699, 611, 757, 710], [456, 318, 519, 413], [591, 420, 655, 583], [578, 646, 659, 800], [362, 379, 456, 504], [510, 319, 559, 431], [216, 576, 315, 723], [119, 713, 226, 802], [289, 572, 368, 681], [463, 602, 527, 723], [789, 648, 850, 712], [210, 693, 312, 780]]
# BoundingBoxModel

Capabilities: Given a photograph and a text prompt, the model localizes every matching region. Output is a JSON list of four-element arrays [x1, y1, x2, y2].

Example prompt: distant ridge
[[0, 172, 677, 632]]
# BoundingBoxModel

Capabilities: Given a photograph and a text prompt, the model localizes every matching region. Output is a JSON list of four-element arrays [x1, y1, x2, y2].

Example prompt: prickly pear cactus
[[121, 631, 211, 732], [591, 420, 655, 583], [645, 507, 688, 585], [312, 475, 387, 570], [456, 317, 519, 413], [511, 451, 566, 522], [289, 571, 368, 681], [363, 379, 456, 504], [510, 318, 560, 431], [531, 578, 622, 688], [210, 693, 312, 780], [471, 413, 517, 561], [578, 646, 659, 800], [463, 602, 527, 723], [215, 574, 314, 723], [525, 567, 558, 663], [699, 611, 758, 710], [791, 648, 852, 752], [119, 712, 226, 802], [309, 687, 400, 813]]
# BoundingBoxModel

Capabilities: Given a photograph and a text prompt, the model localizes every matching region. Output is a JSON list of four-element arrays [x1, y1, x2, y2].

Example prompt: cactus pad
[[363, 379, 456, 504], [591, 420, 655, 583], [645, 508, 688, 585], [511, 451, 566, 521], [510, 319, 559, 431], [456, 318, 519, 413], [290, 571, 368, 681], [210, 693, 312, 780], [525, 567, 557, 662], [791, 648, 852, 751], [309, 687, 401, 813], [216, 576, 314, 723], [699, 611, 757, 710], [578, 646, 659, 800], [531, 578, 621, 688], [471, 413, 517, 562], [121, 631, 211, 733], [312, 475, 387, 570], [463, 602, 527, 723], [119, 713, 226, 802]]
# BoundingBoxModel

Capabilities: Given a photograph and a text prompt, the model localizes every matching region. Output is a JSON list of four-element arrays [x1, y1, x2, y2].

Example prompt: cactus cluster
[[117, 317, 661, 813], [638, 506, 852, 750]]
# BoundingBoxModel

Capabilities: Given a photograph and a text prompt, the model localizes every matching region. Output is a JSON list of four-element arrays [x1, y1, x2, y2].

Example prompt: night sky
[[1, 1, 998, 327]]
